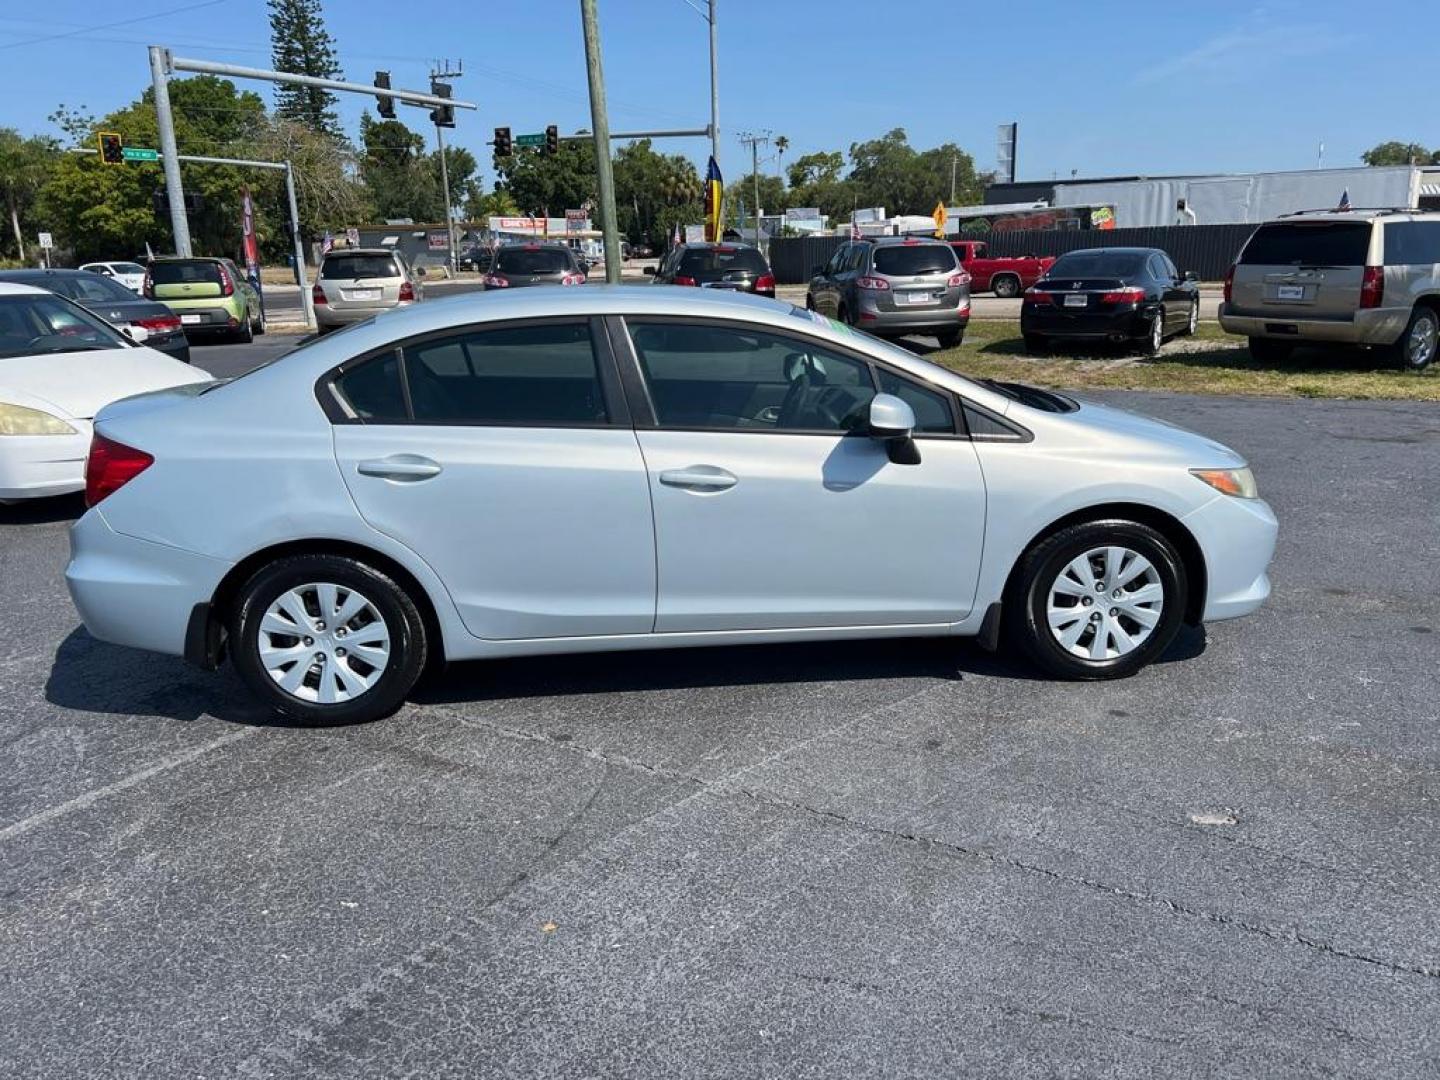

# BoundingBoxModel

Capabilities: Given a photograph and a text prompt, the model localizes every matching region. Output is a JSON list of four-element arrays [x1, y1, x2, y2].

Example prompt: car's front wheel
[[992, 274, 1021, 298], [1393, 305, 1438, 371], [1005, 520, 1187, 680], [230, 554, 428, 724]]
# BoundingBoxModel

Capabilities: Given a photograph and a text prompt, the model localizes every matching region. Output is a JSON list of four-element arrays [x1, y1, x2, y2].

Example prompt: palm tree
[[774, 135, 789, 181]]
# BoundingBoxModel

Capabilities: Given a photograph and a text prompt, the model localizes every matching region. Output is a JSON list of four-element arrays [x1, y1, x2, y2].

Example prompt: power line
[[0, 0, 226, 51]]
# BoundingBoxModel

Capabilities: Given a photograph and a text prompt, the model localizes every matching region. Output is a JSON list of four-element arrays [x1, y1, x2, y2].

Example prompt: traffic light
[[98, 132, 124, 166], [545, 124, 558, 155], [429, 80, 455, 128], [494, 126, 511, 156], [374, 71, 395, 120]]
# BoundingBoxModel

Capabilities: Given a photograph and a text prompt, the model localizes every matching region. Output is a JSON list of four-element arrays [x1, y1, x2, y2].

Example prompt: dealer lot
[[2, 373, 1438, 1076]]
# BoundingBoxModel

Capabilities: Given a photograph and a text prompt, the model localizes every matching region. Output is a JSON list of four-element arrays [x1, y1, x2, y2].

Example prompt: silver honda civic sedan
[[66, 287, 1277, 724]]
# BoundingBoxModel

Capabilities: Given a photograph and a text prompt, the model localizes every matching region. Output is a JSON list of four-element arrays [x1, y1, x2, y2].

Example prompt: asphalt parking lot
[[2, 345, 1438, 1076]]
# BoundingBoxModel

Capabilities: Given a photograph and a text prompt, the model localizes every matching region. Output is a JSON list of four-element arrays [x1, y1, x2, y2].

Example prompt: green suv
[[145, 257, 264, 343]]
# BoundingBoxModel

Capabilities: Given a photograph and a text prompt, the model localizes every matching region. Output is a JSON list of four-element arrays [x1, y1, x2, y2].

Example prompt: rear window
[[321, 254, 399, 280], [56, 274, 139, 303], [111, 262, 145, 274], [678, 247, 769, 275], [872, 245, 957, 276], [494, 248, 573, 274], [149, 261, 223, 286], [1240, 222, 1371, 267], [1048, 251, 1148, 278]]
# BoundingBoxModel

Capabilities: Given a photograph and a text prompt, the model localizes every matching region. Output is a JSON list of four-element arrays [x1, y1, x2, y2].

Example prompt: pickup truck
[[947, 240, 1055, 298]]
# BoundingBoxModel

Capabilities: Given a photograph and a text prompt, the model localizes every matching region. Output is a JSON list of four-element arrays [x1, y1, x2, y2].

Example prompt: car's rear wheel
[[1393, 305, 1438, 371], [936, 329, 963, 349], [234, 312, 254, 344], [1248, 337, 1294, 364], [1005, 520, 1187, 680], [1140, 309, 1165, 356], [992, 274, 1021, 298], [253, 309, 266, 336], [230, 554, 428, 725]]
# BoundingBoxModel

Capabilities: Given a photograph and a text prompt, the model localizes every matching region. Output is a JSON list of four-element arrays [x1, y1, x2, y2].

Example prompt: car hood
[[1054, 397, 1246, 467], [0, 346, 210, 420]]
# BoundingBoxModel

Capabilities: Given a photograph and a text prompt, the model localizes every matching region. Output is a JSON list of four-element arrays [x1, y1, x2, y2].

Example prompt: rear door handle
[[356, 455, 442, 481], [658, 465, 737, 492]]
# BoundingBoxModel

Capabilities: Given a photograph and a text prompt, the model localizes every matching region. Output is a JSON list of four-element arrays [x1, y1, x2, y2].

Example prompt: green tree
[[786, 151, 843, 189], [918, 143, 984, 206], [435, 144, 478, 211], [847, 127, 948, 216], [255, 116, 367, 249], [268, 0, 343, 136], [360, 114, 439, 221], [612, 139, 702, 246], [1362, 140, 1436, 166], [0, 129, 58, 262], [495, 140, 598, 221]]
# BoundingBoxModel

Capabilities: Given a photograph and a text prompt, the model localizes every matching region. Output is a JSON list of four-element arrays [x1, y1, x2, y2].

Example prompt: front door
[[622, 318, 986, 632], [330, 318, 656, 640]]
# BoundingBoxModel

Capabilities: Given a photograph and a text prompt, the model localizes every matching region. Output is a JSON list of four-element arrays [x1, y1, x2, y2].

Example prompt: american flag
[[1337, 189, 1352, 211]]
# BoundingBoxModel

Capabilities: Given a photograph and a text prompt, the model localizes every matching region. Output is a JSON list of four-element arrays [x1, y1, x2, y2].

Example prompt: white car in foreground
[[66, 287, 1277, 724], [0, 283, 209, 502]]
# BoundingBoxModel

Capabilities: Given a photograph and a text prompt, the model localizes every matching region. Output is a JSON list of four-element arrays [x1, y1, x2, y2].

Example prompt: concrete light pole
[[580, 0, 623, 282]]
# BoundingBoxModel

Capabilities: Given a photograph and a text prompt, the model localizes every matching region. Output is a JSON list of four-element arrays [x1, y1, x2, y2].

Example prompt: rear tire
[[253, 310, 266, 336], [936, 329, 963, 349], [992, 274, 1021, 298], [1140, 309, 1165, 356], [229, 554, 428, 725], [1248, 336, 1294, 364], [1391, 305, 1438, 371], [1003, 519, 1187, 680], [234, 313, 254, 344]]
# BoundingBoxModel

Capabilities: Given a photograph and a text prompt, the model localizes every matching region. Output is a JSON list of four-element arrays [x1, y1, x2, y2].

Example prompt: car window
[[149, 261, 224, 286], [1146, 255, 1166, 281], [629, 320, 876, 433], [322, 254, 400, 280], [825, 245, 848, 275], [494, 248, 572, 274], [1383, 221, 1440, 266], [1239, 222, 1371, 267], [333, 351, 407, 422], [1048, 251, 1149, 278], [875, 368, 955, 435], [0, 294, 129, 359], [677, 247, 768, 276], [848, 245, 870, 272], [66, 274, 138, 303], [404, 321, 605, 425], [873, 244, 957, 276], [111, 262, 145, 275]]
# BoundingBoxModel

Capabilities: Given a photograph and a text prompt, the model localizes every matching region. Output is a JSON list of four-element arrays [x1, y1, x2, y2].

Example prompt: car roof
[[1272, 208, 1440, 222], [150, 255, 225, 263], [866, 236, 951, 246], [1052, 247, 1162, 257], [0, 281, 53, 296], [0, 268, 92, 280], [678, 242, 759, 251], [323, 247, 395, 257]]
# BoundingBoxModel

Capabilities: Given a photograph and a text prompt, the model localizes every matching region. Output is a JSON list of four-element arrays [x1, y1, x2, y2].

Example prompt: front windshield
[[0, 294, 130, 359]]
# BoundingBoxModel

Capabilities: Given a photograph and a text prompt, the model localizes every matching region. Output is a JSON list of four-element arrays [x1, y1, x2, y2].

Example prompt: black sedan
[[1020, 247, 1200, 356], [0, 268, 191, 363]]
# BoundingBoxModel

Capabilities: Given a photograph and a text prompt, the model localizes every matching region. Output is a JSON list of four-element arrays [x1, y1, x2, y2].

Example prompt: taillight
[[1223, 264, 1235, 304], [754, 273, 775, 292], [672, 275, 698, 286], [946, 271, 970, 288], [85, 434, 153, 507], [312, 283, 327, 305], [1360, 265, 1384, 309], [483, 274, 508, 287], [132, 314, 181, 333], [855, 275, 890, 291], [560, 273, 586, 286], [1025, 288, 1055, 305], [216, 263, 234, 297], [398, 281, 416, 301], [1100, 287, 1146, 304]]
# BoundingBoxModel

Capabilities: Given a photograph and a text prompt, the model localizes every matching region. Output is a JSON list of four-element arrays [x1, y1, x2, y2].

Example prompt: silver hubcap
[[1151, 314, 1163, 350], [1406, 314, 1437, 367], [258, 583, 391, 703], [1047, 546, 1164, 661]]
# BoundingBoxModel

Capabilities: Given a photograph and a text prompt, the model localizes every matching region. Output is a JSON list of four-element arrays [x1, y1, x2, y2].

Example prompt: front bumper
[[1181, 491, 1278, 622], [1022, 304, 1152, 339], [1218, 304, 1406, 346], [65, 509, 232, 658], [0, 423, 91, 500]]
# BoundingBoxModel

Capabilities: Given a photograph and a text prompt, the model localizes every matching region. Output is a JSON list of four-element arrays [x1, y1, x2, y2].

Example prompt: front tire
[[1392, 305, 1438, 371], [230, 554, 428, 725], [1004, 520, 1187, 680]]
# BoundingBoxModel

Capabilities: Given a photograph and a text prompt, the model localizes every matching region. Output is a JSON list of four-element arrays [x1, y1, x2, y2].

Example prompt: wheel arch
[[1002, 502, 1208, 626], [991, 271, 1021, 294]]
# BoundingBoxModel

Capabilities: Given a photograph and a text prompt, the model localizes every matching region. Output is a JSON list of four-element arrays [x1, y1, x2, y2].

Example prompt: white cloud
[[1132, 9, 1347, 86]]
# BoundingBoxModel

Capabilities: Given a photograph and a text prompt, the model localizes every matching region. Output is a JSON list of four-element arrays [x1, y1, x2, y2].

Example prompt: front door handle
[[356, 455, 442, 482], [658, 465, 737, 492]]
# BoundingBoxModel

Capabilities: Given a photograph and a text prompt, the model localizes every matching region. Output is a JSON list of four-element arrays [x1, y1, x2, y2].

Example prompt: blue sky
[[0, 0, 1433, 188]]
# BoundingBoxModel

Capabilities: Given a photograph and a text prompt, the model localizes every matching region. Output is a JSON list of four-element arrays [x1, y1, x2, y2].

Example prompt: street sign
[[515, 133, 545, 148], [37, 232, 53, 250], [122, 147, 160, 162]]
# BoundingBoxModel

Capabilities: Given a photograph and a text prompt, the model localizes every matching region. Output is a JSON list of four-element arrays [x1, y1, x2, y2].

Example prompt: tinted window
[[1239, 223, 1371, 267], [0, 295, 129, 359], [630, 321, 875, 432], [1048, 251, 1149, 278], [1383, 221, 1440, 265], [848, 245, 870, 271], [149, 261, 223, 286], [678, 247, 768, 276], [876, 369, 955, 435], [872, 244, 958, 276], [322, 254, 399, 280], [405, 322, 605, 425], [494, 248, 572, 274], [826, 245, 849, 274], [51, 274, 138, 303], [111, 262, 145, 275], [334, 352, 407, 421]]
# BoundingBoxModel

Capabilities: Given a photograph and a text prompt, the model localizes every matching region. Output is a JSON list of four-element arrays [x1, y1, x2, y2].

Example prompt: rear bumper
[[858, 301, 971, 334], [316, 302, 405, 327], [1181, 492, 1279, 622], [1218, 304, 1407, 345], [65, 508, 232, 658], [0, 424, 91, 501], [1022, 304, 1152, 339], [166, 305, 243, 332]]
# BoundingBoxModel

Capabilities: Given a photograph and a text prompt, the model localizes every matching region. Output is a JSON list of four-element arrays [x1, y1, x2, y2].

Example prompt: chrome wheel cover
[[1150, 313, 1163, 351], [1046, 546, 1164, 661], [1188, 299, 1199, 334], [1406, 312, 1437, 368], [257, 583, 392, 704]]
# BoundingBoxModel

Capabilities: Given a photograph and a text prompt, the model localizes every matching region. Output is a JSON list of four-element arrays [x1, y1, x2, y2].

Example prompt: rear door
[[1230, 221, 1372, 318], [329, 317, 656, 640]]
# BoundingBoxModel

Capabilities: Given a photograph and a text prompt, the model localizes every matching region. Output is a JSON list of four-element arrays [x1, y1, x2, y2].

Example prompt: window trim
[[316, 315, 631, 429]]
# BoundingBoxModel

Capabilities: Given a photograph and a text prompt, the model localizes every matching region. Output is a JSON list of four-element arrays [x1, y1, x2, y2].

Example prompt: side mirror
[[1184, 270, 1199, 282], [642, 266, 657, 276], [867, 393, 920, 464]]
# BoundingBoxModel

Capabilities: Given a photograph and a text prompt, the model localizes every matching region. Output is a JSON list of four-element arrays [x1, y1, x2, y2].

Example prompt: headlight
[[0, 402, 77, 436], [1191, 466, 1258, 499]]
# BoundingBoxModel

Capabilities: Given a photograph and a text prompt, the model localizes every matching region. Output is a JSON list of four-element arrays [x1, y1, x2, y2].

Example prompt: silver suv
[[1220, 209, 1440, 370], [314, 248, 425, 332], [807, 237, 970, 347]]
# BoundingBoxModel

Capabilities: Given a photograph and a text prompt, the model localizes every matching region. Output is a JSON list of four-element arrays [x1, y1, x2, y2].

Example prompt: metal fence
[[767, 223, 1259, 284]]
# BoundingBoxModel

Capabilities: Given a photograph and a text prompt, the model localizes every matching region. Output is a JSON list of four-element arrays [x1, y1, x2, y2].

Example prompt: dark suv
[[807, 237, 969, 347], [648, 242, 776, 297], [482, 244, 586, 289]]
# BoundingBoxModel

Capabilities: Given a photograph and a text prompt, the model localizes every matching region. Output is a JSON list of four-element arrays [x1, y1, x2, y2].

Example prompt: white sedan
[[0, 283, 209, 502], [66, 287, 1277, 724], [79, 261, 147, 294]]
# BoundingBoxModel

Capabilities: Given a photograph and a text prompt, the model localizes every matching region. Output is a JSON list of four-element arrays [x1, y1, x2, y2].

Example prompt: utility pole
[[708, 0, 719, 166], [738, 130, 769, 247], [148, 46, 191, 256], [580, 0, 622, 282], [431, 60, 463, 275]]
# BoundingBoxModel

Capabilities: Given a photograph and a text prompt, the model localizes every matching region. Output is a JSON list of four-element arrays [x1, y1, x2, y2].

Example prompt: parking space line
[[0, 728, 256, 843]]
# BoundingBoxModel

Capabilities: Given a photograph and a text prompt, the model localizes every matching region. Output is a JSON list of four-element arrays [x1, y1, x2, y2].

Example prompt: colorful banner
[[240, 187, 259, 274], [703, 156, 723, 242]]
